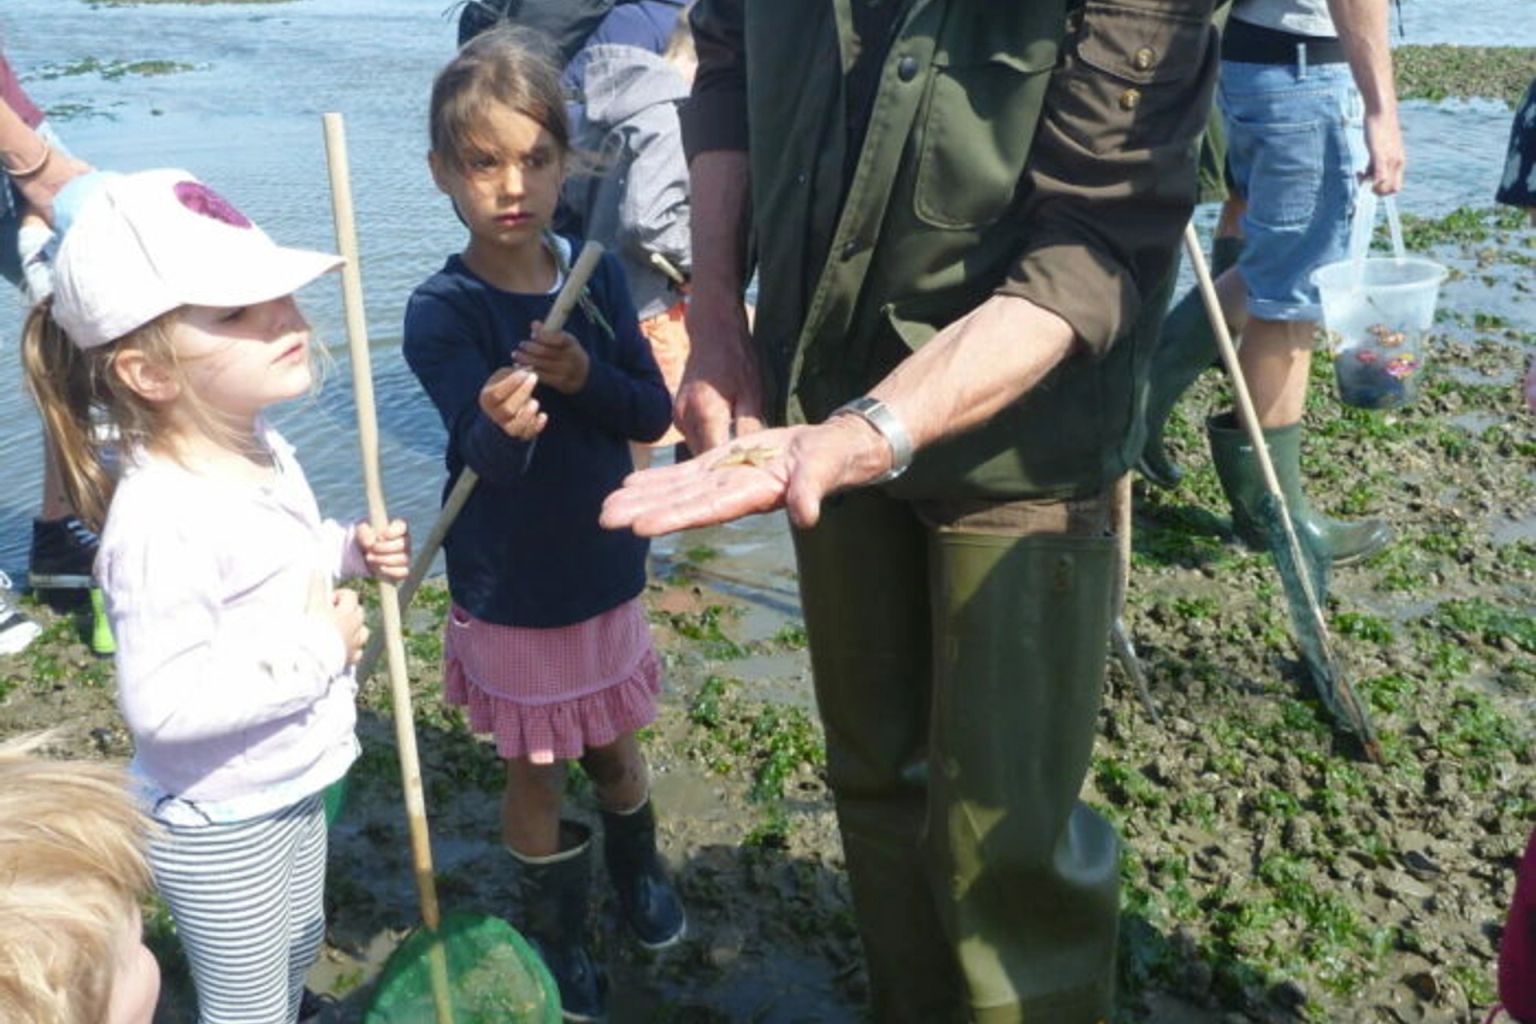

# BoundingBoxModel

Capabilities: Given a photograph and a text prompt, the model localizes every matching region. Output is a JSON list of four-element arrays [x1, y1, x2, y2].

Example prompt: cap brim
[[180, 245, 344, 310]]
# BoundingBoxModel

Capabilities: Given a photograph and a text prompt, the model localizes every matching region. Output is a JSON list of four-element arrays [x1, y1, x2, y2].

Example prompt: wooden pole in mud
[[353, 240, 605, 685], [1182, 222, 1381, 763], [1109, 474, 1160, 723], [323, 112, 456, 1024]]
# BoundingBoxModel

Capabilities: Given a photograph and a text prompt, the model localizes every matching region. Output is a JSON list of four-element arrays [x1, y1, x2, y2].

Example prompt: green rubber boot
[[1206, 412, 1392, 565], [1137, 235, 1245, 489], [89, 587, 115, 658], [927, 530, 1121, 1023]]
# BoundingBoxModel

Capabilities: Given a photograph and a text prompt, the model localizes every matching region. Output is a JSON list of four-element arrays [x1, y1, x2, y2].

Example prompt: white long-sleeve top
[[98, 424, 366, 825]]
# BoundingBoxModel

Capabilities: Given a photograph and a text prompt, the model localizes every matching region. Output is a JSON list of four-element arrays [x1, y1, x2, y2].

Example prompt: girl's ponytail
[[21, 299, 113, 530]]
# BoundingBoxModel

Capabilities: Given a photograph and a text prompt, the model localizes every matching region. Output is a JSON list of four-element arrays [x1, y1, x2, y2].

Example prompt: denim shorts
[[1220, 58, 1366, 321]]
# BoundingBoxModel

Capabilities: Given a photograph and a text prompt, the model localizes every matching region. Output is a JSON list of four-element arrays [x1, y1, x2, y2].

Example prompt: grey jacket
[[565, 43, 691, 321]]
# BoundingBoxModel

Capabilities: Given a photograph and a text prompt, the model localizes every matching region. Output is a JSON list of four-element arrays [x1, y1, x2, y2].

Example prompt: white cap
[[52, 169, 343, 349]]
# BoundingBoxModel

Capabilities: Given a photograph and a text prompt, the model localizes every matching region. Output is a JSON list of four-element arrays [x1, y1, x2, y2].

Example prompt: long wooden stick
[[1109, 473, 1159, 723], [1182, 222, 1380, 763], [323, 113, 455, 1024], [354, 241, 604, 684]]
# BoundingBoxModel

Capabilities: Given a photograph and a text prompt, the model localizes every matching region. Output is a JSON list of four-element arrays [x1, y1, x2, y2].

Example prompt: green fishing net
[[364, 910, 560, 1024]]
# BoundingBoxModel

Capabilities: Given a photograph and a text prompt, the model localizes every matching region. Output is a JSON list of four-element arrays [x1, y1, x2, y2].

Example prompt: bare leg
[[1208, 265, 1252, 340], [39, 435, 72, 521], [1215, 193, 1247, 239], [1235, 317, 1315, 427], [581, 733, 649, 814], [502, 758, 567, 857]]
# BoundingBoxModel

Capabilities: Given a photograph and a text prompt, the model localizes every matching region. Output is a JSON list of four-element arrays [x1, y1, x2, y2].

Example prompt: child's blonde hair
[[0, 733, 155, 1024], [663, 4, 696, 66], [21, 299, 183, 531], [430, 23, 571, 171]]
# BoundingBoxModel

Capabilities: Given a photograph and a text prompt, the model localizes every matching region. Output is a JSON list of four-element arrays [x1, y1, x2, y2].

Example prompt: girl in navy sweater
[[404, 26, 681, 1021]]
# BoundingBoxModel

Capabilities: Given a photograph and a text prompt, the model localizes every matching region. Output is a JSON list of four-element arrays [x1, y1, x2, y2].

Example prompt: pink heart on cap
[[174, 180, 252, 229]]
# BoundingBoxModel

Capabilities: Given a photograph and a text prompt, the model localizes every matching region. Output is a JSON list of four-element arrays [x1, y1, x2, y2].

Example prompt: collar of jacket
[[783, 0, 940, 421]]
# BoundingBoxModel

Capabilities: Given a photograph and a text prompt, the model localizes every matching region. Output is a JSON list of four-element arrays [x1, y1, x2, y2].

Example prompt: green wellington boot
[[927, 530, 1122, 1023], [1137, 236, 1245, 489], [1207, 412, 1392, 565]]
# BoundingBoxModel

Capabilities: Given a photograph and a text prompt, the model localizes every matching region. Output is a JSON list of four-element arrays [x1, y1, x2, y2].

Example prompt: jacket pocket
[[911, 12, 1059, 231], [1052, 0, 1212, 156]]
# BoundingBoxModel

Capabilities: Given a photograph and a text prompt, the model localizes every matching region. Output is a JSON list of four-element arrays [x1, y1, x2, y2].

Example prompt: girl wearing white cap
[[22, 169, 410, 1023]]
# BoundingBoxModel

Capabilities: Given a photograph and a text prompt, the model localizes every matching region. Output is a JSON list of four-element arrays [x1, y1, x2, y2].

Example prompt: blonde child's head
[[0, 734, 160, 1024], [663, 4, 697, 81], [22, 170, 342, 528]]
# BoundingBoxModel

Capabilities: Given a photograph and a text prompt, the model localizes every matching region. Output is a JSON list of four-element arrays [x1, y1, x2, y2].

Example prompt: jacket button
[[1119, 88, 1141, 111], [1132, 46, 1156, 71], [896, 55, 919, 82], [841, 240, 859, 260]]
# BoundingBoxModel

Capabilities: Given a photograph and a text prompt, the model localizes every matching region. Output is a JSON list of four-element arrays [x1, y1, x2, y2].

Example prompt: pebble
[[1379, 870, 1435, 901]]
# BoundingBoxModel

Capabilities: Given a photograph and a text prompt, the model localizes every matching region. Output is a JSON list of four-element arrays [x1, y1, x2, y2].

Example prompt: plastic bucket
[[1310, 188, 1446, 410], [1312, 256, 1446, 409]]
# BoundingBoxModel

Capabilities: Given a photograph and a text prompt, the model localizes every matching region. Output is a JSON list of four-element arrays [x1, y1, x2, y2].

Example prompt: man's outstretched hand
[[600, 417, 891, 536]]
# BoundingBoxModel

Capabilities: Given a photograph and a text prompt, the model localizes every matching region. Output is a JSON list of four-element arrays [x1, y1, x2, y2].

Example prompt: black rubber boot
[[510, 823, 607, 1023], [1206, 412, 1392, 565], [601, 800, 685, 950], [1138, 236, 1246, 489]]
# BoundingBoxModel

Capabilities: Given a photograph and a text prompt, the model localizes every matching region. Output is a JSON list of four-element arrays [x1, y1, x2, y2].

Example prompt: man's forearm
[[867, 294, 1077, 454], [1328, 0, 1397, 114], [687, 150, 751, 300], [0, 99, 47, 178]]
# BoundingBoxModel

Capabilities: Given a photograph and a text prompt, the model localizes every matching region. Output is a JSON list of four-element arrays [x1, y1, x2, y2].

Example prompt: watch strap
[[831, 396, 913, 484]]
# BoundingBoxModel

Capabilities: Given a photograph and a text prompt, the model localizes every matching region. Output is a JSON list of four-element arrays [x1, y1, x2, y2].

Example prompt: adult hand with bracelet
[[0, 98, 92, 227]]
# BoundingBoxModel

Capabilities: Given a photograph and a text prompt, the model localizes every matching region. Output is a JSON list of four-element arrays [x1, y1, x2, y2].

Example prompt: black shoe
[[29, 516, 99, 607], [602, 801, 686, 950], [298, 988, 337, 1024], [511, 823, 608, 1023]]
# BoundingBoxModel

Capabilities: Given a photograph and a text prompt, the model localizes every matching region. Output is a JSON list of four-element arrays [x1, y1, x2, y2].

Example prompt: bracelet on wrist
[[830, 396, 913, 485], [4, 141, 51, 180]]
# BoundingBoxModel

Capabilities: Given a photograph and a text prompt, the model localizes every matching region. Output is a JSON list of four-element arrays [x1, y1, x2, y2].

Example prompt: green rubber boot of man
[[928, 528, 1121, 1023]]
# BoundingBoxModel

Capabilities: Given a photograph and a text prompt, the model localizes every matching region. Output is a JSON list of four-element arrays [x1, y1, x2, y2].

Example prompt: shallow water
[[0, 1, 1528, 577]]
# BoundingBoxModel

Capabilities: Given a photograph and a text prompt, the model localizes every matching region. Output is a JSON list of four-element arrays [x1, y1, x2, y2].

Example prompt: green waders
[[794, 489, 1121, 1023]]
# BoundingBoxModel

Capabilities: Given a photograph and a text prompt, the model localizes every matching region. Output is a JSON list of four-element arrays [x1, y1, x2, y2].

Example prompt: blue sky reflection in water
[[0, 0, 1529, 573]]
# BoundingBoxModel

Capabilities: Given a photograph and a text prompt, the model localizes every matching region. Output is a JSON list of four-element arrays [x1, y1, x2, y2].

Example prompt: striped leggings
[[149, 794, 327, 1024]]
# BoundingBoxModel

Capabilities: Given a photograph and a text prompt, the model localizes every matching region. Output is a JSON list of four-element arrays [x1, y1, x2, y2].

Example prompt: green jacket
[[683, 0, 1220, 500]]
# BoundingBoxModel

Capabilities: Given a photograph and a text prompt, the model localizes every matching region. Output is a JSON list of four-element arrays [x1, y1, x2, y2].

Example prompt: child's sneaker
[[0, 571, 43, 656], [29, 515, 99, 609]]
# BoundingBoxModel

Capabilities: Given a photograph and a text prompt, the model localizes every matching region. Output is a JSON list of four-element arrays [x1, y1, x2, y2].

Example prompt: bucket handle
[[1348, 181, 1407, 283]]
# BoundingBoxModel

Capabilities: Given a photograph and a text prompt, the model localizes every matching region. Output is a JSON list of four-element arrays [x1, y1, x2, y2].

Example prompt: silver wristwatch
[[831, 396, 914, 485]]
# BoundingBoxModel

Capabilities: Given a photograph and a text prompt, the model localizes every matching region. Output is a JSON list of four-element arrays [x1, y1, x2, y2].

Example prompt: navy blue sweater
[[403, 246, 672, 628]]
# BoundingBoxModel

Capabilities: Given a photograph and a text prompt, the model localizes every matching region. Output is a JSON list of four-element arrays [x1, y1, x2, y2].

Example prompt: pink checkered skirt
[[442, 598, 661, 765]]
